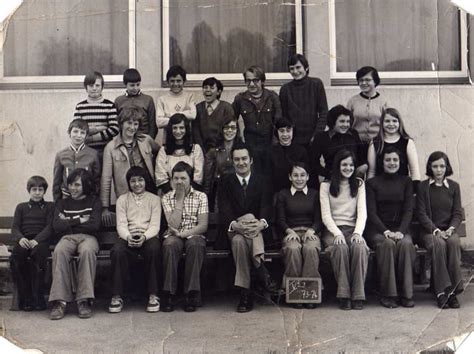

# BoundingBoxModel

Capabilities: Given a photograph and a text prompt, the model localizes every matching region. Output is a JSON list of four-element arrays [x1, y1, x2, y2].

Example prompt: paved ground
[[1, 281, 473, 353]]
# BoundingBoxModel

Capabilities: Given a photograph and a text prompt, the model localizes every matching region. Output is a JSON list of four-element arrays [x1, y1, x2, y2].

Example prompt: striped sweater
[[52, 195, 101, 241], [73, 98, 119, 150]]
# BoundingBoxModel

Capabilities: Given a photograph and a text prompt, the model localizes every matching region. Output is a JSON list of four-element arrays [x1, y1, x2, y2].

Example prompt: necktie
[[241, 178, 247, 197], [207, 104, 214, 115]]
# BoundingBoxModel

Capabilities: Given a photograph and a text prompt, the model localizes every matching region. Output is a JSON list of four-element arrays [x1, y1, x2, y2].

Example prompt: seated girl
[[320, 150, 368, 310], [417, 151, 464, 309], [366, 146, 416, 308], [276, 162, 322, 309]]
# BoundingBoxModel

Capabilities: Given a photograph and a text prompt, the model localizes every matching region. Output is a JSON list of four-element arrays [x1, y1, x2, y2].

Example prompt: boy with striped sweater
[[74, 71, 119, 154]]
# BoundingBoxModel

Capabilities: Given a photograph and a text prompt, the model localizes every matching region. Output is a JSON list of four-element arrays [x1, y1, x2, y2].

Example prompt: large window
[[162, 0, 303, 82], [1, 0, 135, 86], [329, 0, 468, 84]]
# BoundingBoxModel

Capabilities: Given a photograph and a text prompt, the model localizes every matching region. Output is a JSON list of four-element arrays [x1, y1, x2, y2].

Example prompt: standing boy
[[10, 176, 54, 311], [232, 65, 281, 174], [156, 65, 197, 145], [279, 54, 328, 150], [115, 68, 157, 139], [109, 167, 162, 313], [74, 71, 119, 155], [161, 162, 208, 312], [193, 77, 235, 152], [52, 118, 101, 201]]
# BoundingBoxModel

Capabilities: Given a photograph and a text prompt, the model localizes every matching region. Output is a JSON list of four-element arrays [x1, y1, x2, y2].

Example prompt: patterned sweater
[[73, 98, 119, 150]]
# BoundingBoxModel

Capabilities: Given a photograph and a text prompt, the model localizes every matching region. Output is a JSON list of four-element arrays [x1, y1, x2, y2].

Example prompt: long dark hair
[[329, 150, 359, 198], [215, 116, 242, 148], [165, 113, 192, 155]]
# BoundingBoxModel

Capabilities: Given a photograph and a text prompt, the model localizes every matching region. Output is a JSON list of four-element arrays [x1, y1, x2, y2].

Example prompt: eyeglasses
[[244, 78, 261, 85], [223, 126, 238, 131]]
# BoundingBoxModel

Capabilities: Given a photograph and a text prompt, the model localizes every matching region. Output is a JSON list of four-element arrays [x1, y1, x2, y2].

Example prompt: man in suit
[[219, 143, 278, 312]]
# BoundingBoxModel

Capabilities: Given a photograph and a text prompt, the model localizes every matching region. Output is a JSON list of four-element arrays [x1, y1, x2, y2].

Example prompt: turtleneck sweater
[[366, 173, 414, 233], [279, 76, 328, 145]]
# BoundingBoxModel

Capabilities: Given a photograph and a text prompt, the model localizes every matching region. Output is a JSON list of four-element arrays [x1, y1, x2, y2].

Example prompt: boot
[[256, 263, 280, 294]]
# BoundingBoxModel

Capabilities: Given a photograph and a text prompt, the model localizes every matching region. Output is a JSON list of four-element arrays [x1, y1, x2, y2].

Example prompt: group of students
[[10, 54, 464, 320]]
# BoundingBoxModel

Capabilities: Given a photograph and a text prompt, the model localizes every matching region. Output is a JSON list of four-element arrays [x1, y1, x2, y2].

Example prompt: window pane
[[335, 0, 460, 72], [168, 0, 296, 74], [4, 0, 129, 76]]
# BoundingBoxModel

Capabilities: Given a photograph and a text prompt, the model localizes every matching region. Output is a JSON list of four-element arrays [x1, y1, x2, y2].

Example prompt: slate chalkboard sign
[[285, 277, 322, 303]]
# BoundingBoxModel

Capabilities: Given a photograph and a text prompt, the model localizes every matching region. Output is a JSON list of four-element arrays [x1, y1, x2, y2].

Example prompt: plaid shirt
[[162, 187, 208, 233]]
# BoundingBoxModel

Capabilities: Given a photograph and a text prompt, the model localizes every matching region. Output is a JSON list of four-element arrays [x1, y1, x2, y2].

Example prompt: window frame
[[328, 0, 469, 85], [161, 0, 303, 83], [0, 0, 136, 89]]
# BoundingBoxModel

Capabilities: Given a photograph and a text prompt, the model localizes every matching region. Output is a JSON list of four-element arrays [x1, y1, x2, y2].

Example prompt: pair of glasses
[[245, 78, 261, 85], [223, 126, 237, 131]]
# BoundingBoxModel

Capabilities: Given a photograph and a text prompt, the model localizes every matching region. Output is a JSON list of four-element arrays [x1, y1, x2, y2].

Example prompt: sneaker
[[50, 301, 66, 320], [108, 296, 123, 313], [146, 294, 160, 313], [77, 300, 92, 319], [448, 295, 460, 309]]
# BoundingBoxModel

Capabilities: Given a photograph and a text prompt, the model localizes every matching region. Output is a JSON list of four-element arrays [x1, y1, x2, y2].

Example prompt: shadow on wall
[[171, 20, 295, 74]]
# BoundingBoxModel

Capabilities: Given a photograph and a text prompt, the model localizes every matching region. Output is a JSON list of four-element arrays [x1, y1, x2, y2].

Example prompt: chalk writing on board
[[286, 277, 322, 303]]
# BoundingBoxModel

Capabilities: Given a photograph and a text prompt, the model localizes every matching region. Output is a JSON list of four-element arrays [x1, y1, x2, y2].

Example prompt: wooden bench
[[0, 210, 467, 309], [0, 211, 467, 261]]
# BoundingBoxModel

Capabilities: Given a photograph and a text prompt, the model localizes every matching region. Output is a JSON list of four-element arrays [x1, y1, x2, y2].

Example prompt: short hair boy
[[10, 176, 54, 311], [279, 53, 328, 149], [232, 65, 282, 174], [193, 77, 236, 152], [114, 68, 158, 139], [52, 118, 101, 201], [161, 162, 209, 312], [74, 71, 119, 153], [156, 65, 197, 145]]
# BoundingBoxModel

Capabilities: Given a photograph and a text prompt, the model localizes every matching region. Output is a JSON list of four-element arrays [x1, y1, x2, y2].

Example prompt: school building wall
[[0, 1, 473, 248]]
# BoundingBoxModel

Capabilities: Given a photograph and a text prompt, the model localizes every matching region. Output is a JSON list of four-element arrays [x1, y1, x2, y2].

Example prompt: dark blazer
[[217, 173, 273, 249], [416, 178, 463, 234]]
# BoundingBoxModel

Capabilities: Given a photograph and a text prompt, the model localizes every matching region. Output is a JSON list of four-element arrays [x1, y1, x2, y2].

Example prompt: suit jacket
[[217, 173, 273, 249]]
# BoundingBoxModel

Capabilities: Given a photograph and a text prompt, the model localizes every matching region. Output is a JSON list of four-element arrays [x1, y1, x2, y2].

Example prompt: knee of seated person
[[145, 237, 161, 250], [351, 241, 366, 253], [186, 236, 205, 249], [11, 244, 29, 257], [333, 242, 349, 252], [446, 233, 460, 246], [398, 236, 414, 247], [78, 246, 97, 257], [382, 237, 396, 248], [231, 233, 246, 246], [286, 239, 303, 250], [163, 235, 181, 248]]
